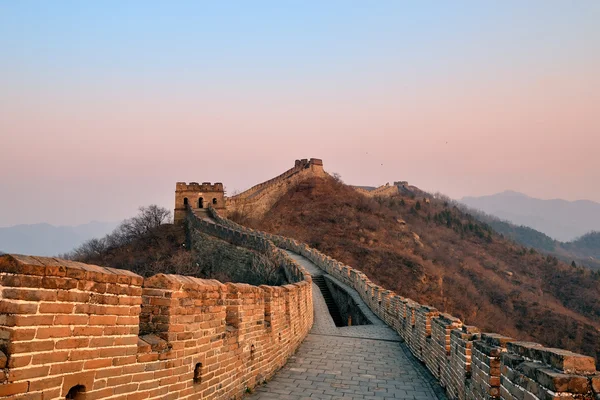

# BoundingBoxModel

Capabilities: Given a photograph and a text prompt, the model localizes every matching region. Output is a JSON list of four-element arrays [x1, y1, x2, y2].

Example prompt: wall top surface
[[0, 254, 143, 286]]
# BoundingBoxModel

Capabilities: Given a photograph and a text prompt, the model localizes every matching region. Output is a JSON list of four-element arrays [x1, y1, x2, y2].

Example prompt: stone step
[[313, 275, 344, 327]]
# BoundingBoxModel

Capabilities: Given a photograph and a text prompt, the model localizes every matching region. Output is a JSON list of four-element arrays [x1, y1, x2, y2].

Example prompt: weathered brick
[[89, 315, 117, 325], [8, 339, 54, 354], [6, 314, 55, 327], [54, 314, 89, 325], [28, 376, 63, 392], [8, 354, 32, 368], [2, 288, 57, 302], [8, 365, 50, 381], [41, 276, 78, 290], [84, 358, 114, 369], [32, 351, 69, 365], [36, 326, 72, 339], [55, 337, 90, 349], [9, 328, 36, 341], [0, 300, 38, 314], [39, 302, 74, 314], [0, 382, 30, 396]]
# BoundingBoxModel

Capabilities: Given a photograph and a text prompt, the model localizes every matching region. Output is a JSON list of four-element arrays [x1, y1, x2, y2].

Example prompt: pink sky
[[1, 2, 599, 226]]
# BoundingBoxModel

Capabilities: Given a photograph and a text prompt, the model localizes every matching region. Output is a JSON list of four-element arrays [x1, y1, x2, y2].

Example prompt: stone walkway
[[247, 252, 443, 400]]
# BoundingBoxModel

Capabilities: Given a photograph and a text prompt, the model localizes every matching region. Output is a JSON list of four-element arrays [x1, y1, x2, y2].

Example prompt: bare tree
[[118, 205, 172, 241], [64, 205, 172, 261]]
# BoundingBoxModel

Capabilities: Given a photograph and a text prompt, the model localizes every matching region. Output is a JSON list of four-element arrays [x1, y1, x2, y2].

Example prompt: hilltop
[[233, 176, 600, 361]]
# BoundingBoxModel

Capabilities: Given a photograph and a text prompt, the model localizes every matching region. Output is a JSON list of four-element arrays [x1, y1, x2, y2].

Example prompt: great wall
[[0, 158, 598, 400]]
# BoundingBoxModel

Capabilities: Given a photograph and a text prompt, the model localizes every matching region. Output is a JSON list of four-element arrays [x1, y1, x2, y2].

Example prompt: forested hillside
[[462, 208, 600, 270]]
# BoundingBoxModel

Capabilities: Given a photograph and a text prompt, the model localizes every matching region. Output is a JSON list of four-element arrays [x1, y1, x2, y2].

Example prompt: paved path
[[248, 252, 444, 400]]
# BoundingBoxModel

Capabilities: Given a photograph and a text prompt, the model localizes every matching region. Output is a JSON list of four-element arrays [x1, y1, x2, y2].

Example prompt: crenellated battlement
[[3, 160, 598, 400], [225, 158, 326, 220], [0, 211, 313, 399], [207, 209, 600, 400], [174, 181, 226, 224], [175, 159, 324, 224], [176, 181, 224, 192]]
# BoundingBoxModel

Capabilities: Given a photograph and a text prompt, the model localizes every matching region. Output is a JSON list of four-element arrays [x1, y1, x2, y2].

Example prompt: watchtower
[[174, 182, 226, 224]]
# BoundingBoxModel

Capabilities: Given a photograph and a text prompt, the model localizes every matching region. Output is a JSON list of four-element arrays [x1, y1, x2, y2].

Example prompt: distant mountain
[[482, 218, 557, 252], [461, 190, 600, 242], [558, 231, 600, 269], [0, 221, 119, 257], [455, 197, 600, 270]]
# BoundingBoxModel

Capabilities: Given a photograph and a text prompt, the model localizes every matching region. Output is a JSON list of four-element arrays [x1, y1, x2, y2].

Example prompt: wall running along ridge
[[0, 211, 313, 399], [208, 207, 600, 400], [226, 158, 325, 220], [353, 183, 400, 198]]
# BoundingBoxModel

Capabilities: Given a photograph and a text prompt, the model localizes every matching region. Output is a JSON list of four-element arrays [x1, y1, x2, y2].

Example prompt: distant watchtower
[[174, 182, 226, 224]]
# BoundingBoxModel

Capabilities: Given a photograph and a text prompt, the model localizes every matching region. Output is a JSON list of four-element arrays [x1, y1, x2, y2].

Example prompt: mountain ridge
[[234, 175, 600, 362], [461, 190, 600, 242]]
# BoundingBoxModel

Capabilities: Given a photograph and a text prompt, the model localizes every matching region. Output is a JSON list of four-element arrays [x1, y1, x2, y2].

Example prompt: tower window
[[198, 197, 204, 208], [212, 198, 217, 205], [183, 197, 188, 206]]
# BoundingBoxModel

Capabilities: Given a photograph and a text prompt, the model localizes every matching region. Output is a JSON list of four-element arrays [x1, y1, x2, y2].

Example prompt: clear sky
[[1, 1, 599, 226]]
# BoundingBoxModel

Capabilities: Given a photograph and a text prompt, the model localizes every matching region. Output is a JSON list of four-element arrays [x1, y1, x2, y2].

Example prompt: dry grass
[[236, 176, 600, 361]]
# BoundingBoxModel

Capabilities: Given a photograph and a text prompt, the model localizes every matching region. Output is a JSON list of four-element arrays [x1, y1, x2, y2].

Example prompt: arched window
[[183, 198, 188, 207], [66, 385, 86, 400], [212, 198, 217, 205], [198, 197, 204, 208]]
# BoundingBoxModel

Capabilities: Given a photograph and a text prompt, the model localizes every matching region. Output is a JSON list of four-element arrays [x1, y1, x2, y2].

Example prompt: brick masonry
[[0, 211, 313, 399], [2, 159, 599, 400], [225, 158, 325, 221], [209, 204, 600, 400]]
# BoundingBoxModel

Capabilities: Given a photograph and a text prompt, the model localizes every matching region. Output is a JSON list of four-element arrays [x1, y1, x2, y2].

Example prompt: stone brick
[[0, 382, 29, 397], [35, 326, 72, 339], [31, 351, 69, 365], [89, 315, 118, 325], [8, 365, 50, 381], [1, 190, 598, 400], [54, 314, 89, 325], [0, 300, 38, 314], [38, 302, 74, 314], [1, 288, 57, 302]]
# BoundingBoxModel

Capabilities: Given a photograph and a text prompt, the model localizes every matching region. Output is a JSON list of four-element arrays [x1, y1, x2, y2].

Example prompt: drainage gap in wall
[[313, 275, 345, 326], [315, 275, 372, 327], [66, 385, 86, 400], [193, 362, 202, 384]]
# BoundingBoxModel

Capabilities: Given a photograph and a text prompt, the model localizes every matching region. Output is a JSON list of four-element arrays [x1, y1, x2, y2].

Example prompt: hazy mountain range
[[461, 190, 600, 242], [0, 221, 118, 257]]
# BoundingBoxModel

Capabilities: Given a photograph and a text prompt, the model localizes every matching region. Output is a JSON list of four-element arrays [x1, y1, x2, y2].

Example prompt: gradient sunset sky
[[1, 1, 599, 226]]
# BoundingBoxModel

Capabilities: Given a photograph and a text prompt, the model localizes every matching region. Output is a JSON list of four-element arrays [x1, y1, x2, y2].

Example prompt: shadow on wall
[[207, 205, 600, 400], [0, 209, 313, 399]]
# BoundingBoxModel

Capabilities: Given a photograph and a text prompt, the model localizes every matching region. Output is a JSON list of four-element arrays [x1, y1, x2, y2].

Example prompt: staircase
[[313, 275, 344, 327]]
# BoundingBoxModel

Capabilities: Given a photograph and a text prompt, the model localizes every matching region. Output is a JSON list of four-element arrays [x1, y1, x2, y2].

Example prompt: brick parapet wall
[[208, 208, 600, 400], [226, 159, 325, 220], [352, 183, 400, 198], [0, 213, 313, 399], [228, 162, 307, 201]]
